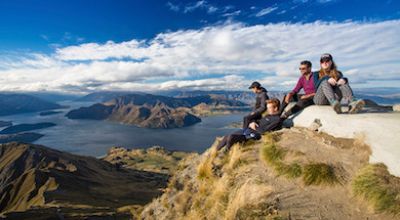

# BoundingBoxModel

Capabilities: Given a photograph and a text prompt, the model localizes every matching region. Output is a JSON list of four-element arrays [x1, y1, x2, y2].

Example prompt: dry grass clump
[[302, 163, 338, 185], [225, 180, 276, 220]]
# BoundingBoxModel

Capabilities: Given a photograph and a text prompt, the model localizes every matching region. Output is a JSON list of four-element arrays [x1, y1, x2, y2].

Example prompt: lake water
[[0, 101, 243, 157]]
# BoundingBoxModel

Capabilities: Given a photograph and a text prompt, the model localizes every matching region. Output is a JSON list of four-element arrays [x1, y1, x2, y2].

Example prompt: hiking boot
[[349, 99, 365, 114], [332, 100, 342, 114]]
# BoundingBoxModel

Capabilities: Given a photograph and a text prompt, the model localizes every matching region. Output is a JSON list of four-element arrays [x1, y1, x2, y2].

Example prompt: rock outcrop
[[289, 105, 400, 176]]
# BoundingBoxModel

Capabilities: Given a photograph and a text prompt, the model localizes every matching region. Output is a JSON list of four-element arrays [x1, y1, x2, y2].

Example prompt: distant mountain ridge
[[66, 93, 248, 128], [74, 90, 284, 105], [0, 94, 63, 116], [75, 91, 145, 102]]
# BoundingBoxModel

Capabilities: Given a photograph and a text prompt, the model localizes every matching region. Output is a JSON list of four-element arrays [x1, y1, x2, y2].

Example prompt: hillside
[[103, 146, 195, 174], [141, 128, 400, 220], [0, 142, 168, 219]]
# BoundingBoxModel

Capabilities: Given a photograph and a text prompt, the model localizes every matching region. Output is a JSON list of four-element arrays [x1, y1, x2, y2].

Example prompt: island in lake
[[0, 120, 12, 127], [0, 132, 44, 144], [39, 110, 63, 116], [0, 122, 56, 135]]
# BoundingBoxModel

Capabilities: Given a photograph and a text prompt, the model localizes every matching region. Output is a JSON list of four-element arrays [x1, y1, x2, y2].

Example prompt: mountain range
[[66, 93, 248, 128]]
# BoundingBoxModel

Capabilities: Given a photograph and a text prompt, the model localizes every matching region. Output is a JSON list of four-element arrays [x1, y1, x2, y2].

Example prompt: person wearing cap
[[216, 98, 282, 152], [313, 53, 365, 114], [243, 81, 269, 129], [280, 60, 316, 119]]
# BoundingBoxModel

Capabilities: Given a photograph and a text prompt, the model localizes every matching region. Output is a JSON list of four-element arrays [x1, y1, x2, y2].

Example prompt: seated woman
[[281, 60, 316, 119], [216, 98, 282, 152], [313, 53, 364, 114], [243, 81, 269, 129]]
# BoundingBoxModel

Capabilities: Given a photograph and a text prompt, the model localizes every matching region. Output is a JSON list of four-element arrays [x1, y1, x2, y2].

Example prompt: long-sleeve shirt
[[290, 72, 315, 95]]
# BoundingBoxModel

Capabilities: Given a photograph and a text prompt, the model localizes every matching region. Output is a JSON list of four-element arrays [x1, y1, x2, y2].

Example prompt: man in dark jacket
[[243, 81, 269, 129], [217, 98, 282, 152]]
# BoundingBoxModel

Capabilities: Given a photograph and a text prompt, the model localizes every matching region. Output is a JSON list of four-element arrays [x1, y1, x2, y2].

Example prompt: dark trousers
[[216, 130, 246, 151], [242, 112, 262, 129], [281, 94, 314, 117]]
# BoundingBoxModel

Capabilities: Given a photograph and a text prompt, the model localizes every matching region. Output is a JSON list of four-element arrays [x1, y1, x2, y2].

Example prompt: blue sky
[[0, 0, 399, 93]]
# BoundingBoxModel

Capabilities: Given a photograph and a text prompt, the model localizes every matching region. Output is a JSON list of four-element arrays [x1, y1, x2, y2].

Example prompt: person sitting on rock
[[217, 98, 282, 152], [243, 81, 269, 129], [281, 60, 316, 119], [313, 53, 364, 114]]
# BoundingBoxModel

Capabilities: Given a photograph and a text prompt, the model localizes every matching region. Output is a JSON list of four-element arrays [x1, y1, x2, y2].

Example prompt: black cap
[[320, 53, 333, 62], [248, 81, 261, 89]]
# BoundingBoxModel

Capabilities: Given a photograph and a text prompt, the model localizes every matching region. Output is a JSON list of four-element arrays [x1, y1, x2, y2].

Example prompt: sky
[[0, 0, 399, 94]]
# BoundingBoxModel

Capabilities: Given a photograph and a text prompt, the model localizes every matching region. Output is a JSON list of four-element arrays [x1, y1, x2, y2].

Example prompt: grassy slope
[[141, 128, 400, 220]]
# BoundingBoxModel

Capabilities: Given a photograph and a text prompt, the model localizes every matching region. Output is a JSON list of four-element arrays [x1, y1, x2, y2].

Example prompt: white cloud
[[1, 20, 400, 93], [222, 10, 241, 17], [173, 1, 224, 15], [207, 6, 218, 14], [255, 7, 278, 17], [184, 1, 207, 13], [166, 2, 180, 12], [293, 0, 337, 4], [277, 10, 287, 15], [316, 0, 336, 3]]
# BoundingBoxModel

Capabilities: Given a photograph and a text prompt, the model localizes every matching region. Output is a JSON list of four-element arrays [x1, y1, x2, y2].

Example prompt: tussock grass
[[276, 162, 303, 179], [302, 163, 338, 186], [197, 161, 213, 180], [352, 163, 400, 215], [261, 142, 302, 179], [261, 143, 286, 165], [197, 147, 218, 180], [225, 180, 274, 220], [226, 144, 249, 171]]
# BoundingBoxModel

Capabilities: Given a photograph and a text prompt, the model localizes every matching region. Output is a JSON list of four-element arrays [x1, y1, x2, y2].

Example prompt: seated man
[[243, 81, 269, 129], [280, 60, 316, 119], [217, 98, 282, 152]]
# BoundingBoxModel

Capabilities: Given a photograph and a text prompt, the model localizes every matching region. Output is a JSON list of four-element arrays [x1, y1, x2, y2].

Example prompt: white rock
[[393, 104, 400, 112], [291, 105, 400, 176]]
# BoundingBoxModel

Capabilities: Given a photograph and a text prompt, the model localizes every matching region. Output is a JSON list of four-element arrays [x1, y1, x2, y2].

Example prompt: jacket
[[252, 87, 269, 115]]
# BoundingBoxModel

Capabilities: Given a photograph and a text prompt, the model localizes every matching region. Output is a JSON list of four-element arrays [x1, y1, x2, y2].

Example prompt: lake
[[0, 101, 243, 157]]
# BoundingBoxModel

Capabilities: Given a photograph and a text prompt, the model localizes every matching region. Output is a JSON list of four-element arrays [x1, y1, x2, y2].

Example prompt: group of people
[[216, 53, 365, 152]]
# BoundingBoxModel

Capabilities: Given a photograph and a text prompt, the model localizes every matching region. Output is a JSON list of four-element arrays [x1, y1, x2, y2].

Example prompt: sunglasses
[[320, 59, 332, 63], [299, 67, 308, 70]]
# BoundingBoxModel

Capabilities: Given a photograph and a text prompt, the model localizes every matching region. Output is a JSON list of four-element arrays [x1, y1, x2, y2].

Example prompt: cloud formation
[[0, 20, 399, 94], [255, 7, 279, 17]]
